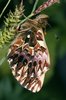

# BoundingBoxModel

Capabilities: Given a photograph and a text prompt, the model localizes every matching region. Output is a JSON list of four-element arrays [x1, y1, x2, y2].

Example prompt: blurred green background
[[0, 0, 66, 100]]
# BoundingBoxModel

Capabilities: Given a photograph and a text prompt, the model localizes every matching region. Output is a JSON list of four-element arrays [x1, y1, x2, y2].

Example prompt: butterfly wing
[[7, 29, 50, 93]]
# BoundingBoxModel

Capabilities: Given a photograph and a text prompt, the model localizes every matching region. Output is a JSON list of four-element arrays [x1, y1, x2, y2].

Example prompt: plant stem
[[18, 0, 39, 27], [18, 13, 34, 27], [18, 0, 60, 27], [31, 0, 39, 14], [0, 0, 11, 18]]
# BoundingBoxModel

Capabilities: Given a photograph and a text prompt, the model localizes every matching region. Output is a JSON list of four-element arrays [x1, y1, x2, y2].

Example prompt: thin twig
[[31, 0, 39, 14], [17, 13, 34, 28], [0, 0, 11, 18], [18, 0, 39, 27], [18, 0, 60, 27]]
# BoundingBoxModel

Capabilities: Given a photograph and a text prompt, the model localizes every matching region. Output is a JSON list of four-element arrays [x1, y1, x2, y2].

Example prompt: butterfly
[[7, 14, 50, 93]]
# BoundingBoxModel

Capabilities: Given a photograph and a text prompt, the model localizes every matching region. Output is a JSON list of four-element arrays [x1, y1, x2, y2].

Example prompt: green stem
[[0, 0, 11, 18], [18, 0, 39, 27], [18, 13, 34, 27], [31, 0, 39, 14]]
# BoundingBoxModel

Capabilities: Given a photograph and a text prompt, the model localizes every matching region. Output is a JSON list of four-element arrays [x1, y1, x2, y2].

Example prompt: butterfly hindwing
[[7, 28, 50, 93]]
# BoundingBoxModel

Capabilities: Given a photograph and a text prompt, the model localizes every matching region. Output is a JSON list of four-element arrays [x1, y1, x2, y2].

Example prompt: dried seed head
[[34, 0, 60, 15]]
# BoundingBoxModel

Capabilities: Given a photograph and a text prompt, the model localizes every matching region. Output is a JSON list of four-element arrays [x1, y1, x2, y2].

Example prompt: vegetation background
[[0, 0, 66, 100]]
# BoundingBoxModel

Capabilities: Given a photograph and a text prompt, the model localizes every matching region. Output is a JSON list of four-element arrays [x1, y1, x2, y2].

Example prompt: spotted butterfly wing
[[7, 15, 50, 93]]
